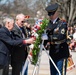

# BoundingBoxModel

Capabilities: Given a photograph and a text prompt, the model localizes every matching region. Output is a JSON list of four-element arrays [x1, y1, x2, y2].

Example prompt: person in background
[[69, 28, 76, 51], [24, 21, 32, 38], [0, 17, 35, 75], [11, 13, 30, 75], [45, 3, 69, 75]]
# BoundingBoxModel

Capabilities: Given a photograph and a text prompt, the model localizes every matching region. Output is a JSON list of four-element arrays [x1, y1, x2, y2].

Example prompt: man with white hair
[[0, 17, 35, 75], [11, 13, 29, 75]]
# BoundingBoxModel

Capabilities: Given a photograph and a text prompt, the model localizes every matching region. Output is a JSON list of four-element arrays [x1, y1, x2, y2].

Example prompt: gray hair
[[3, 17, 14, 26], [16, 13, 25, 20]]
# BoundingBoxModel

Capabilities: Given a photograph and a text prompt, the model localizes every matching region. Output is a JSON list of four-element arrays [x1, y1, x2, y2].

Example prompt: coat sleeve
[[0, 32, 23, 46]]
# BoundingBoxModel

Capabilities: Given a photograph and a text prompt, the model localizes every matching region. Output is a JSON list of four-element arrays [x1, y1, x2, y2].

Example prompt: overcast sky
[[0, 0, 13, 4]]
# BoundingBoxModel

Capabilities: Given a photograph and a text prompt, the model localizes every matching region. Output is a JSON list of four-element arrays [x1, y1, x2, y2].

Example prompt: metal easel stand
[[32, 40, 61, 75], [42, 44, 61, 75], [21, 55, 30, 75], [21, 40, 44, 75], [21, 39, 44, 75], [32, 40, 44, 75]]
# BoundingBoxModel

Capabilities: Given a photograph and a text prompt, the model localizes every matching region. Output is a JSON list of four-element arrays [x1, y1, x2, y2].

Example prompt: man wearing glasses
[[11, 13, 29, 75]]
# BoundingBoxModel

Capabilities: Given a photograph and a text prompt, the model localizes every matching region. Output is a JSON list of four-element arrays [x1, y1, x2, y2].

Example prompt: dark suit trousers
[[11, 46, 28, 75], [12, 62, 23, 75]]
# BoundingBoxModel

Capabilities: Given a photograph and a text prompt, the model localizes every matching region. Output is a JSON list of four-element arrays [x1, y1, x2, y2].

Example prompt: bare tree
[[50, 0, 76, 26], [0, 0, 76, 26]]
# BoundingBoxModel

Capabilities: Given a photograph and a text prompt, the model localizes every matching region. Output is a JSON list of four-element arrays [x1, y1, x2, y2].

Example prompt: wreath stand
[[32, 40, 61, 75], [21, 40, 61, 75], [21, 41, 61, 75]]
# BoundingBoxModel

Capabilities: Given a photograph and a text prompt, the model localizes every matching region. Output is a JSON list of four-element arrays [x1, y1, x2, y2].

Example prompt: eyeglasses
[[21, 21, 25, 23]]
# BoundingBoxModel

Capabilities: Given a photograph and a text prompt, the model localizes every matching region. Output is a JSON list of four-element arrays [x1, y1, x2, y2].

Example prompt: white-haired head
[[15, 13, 25, 27], [16, 13, 25, 20], [3, 17, 14, 26], [3, 17, 14, 31]]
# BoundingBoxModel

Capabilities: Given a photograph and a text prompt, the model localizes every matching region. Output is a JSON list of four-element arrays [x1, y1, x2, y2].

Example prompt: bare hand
[[25, 38, 35, 44]]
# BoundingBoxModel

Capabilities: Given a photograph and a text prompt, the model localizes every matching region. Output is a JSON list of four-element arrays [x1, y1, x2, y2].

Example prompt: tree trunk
[[68, 0, 74, 25]]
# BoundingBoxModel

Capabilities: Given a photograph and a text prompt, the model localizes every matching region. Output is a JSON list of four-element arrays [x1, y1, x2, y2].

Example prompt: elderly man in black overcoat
[[11, 13, 30, 75], [0, 17, 34, 75]]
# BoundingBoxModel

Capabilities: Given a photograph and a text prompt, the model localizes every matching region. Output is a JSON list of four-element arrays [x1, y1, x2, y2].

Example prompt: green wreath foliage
[[32, 18, 49, 65]]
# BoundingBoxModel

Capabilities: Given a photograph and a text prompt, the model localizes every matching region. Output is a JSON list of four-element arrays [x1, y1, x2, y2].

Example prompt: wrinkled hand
[[25, 38, 35, 44]]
